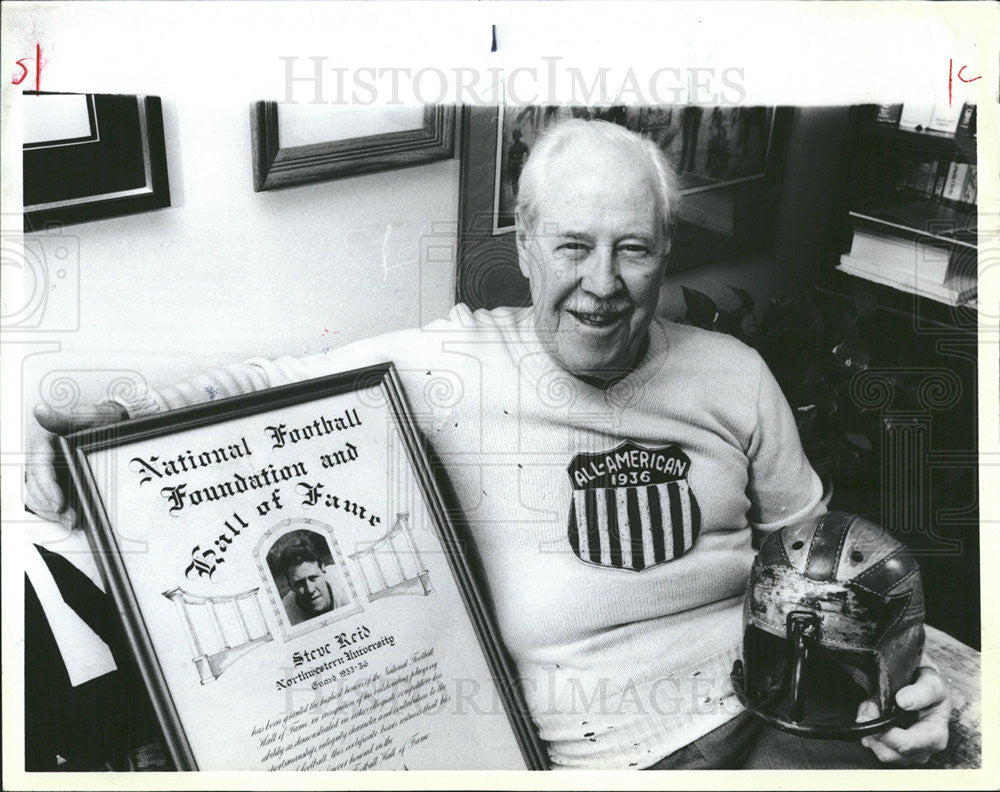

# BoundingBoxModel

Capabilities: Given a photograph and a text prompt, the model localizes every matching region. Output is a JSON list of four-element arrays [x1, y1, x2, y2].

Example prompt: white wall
[[6, 5, 461, 418], [22, 110, 459, 404]]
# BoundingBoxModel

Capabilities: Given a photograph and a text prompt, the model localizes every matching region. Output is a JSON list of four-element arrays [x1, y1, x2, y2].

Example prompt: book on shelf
[[956, 103, 977, 136], [898, 103, 935, 132], [876, 104, 903, 126], [960, 165, 977, 205], [914, 160, 934, 195], [942, 162, 970, 203], [849, 228, 952, 283], [932, 161, 948, 199], [895, 156, 977, 206], [853, 200, 975, 247], [838, 254, 976, 307], [924, 160, 940, 197], [928, 102, 965, 134], [896, 156, 919, 192]]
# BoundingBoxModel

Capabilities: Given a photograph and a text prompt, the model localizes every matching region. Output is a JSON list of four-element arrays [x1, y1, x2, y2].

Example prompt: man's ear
[[514, 209, 532, 279]]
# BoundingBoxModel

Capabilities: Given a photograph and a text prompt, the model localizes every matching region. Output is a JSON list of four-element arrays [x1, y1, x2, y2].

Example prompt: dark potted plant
[[677, 286, 879, 499]]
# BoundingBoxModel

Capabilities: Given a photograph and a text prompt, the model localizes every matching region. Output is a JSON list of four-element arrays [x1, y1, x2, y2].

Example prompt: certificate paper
[[60, 364, 544, 770]]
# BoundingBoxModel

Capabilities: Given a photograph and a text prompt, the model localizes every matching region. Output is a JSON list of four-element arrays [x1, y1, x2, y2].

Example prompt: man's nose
[[580, 246, 623, 298]]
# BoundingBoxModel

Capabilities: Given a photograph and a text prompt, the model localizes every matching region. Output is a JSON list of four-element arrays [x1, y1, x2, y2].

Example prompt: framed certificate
[[59, 363, 547, 771]]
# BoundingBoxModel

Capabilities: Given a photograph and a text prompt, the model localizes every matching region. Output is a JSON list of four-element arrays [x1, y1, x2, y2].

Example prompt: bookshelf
[[833, 104, 977, 309], [813, 104, 980, 649]]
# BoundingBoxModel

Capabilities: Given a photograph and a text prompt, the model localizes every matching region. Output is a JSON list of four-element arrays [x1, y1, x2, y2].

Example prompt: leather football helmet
[[731, 511, 925, 740]]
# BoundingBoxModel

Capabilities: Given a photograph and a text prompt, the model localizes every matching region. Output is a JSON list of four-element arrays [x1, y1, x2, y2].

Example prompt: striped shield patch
[[566, 441, 701, 571]]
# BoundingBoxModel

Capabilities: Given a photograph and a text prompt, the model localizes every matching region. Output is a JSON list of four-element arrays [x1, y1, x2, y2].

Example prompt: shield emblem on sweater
[[566, 441, 701, 571]]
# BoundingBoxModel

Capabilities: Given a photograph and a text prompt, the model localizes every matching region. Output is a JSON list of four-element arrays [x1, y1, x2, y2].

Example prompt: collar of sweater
[[504, 307, 670, 412]]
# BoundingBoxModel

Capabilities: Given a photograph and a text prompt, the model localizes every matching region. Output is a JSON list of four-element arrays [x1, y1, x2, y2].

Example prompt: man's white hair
[[515, 118, 681, 249]]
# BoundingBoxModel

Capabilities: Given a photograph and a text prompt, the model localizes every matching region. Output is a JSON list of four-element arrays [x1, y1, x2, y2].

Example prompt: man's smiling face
[[517, 137, 668, 381]]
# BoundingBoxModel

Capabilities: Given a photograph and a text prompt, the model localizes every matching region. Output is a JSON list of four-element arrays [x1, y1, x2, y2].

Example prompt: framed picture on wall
[[22, 93, 170, 232], [458, 104, 793, 311], [250, 103, 455, 191]]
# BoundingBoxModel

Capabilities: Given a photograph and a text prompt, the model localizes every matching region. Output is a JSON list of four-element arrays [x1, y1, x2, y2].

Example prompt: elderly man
[[27, 118, 948, 770]]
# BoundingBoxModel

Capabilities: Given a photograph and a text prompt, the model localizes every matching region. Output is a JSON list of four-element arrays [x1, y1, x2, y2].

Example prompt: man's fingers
[[896, 667, 947, 711], [26, 462, 65, 517], [863, 731, 933, 765], [860, 736, 909, 765], [869, 712, 950, 757], [27, 400, 126, 521], [33, 401, 126, 436], [60, 505, 81, 532], [857, 681, 949, 766], [25, 434, 65, 516], [856, 698, 880, 723], [33, 403, 78, 435]]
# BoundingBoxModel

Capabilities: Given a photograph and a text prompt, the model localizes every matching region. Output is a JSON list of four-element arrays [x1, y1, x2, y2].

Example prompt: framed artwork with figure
[[457, 104, 793, 310]]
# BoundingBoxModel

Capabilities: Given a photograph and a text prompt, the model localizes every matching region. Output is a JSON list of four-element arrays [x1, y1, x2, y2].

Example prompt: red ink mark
[[957, 65, 981, 84], [12, 58, 30, 85], [12, 43, 42, 91], [321, 329, 340, 336], [949, 60, 982, 106]]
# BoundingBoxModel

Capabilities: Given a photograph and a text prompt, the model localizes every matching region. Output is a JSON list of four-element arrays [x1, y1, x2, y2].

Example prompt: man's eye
[[618, 244, 650, 256], [557, 242, 588, 253]]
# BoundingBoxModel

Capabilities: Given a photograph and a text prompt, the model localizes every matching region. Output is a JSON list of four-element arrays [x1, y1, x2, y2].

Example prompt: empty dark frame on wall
[[250, 103, 455, 191], [457, 105, 794, 311], [22, 93, 170, 232]]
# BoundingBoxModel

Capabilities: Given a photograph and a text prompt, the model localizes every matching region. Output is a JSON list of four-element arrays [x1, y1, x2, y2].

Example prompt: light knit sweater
[[115, 304, 824, 769]]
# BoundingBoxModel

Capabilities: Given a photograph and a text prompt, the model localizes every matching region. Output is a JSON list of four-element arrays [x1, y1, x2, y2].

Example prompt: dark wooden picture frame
[[456, 105, 793, 311], [23, 93, 170, 232], [250, 103, 455, 191], [59, 364, 547, 771]]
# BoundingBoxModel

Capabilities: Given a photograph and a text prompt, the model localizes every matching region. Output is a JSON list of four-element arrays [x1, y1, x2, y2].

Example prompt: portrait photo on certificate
[[1, 1, 995, 787]]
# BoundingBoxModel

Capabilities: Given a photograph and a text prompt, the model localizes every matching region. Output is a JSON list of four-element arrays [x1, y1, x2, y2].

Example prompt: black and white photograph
[[2, 1, 995, 787], [263, 527, 356, 628]]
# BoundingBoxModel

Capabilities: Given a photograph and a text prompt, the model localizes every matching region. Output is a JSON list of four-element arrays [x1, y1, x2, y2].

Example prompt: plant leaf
[[845, 431, 872, 451], [729, 286, 755, 316], [681, 286, 719, 330]]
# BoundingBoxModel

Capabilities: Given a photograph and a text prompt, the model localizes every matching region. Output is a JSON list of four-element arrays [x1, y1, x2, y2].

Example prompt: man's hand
[[25, 402, 128, 525], [857, 666, 950, 765]]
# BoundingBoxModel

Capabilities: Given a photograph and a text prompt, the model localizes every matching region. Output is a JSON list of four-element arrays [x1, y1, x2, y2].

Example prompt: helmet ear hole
[[791, 540, 804, 550], [850, 550, 864, 563]]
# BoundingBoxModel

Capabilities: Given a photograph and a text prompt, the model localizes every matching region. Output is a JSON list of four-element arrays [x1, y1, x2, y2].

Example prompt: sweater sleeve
[[110, 305, 481, 418], [111, 339, 394, 418], [744, 354, 825, 540]]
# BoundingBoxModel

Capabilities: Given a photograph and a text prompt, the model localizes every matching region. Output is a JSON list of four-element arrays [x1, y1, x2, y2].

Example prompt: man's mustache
[[566, 301, 632, 314]]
